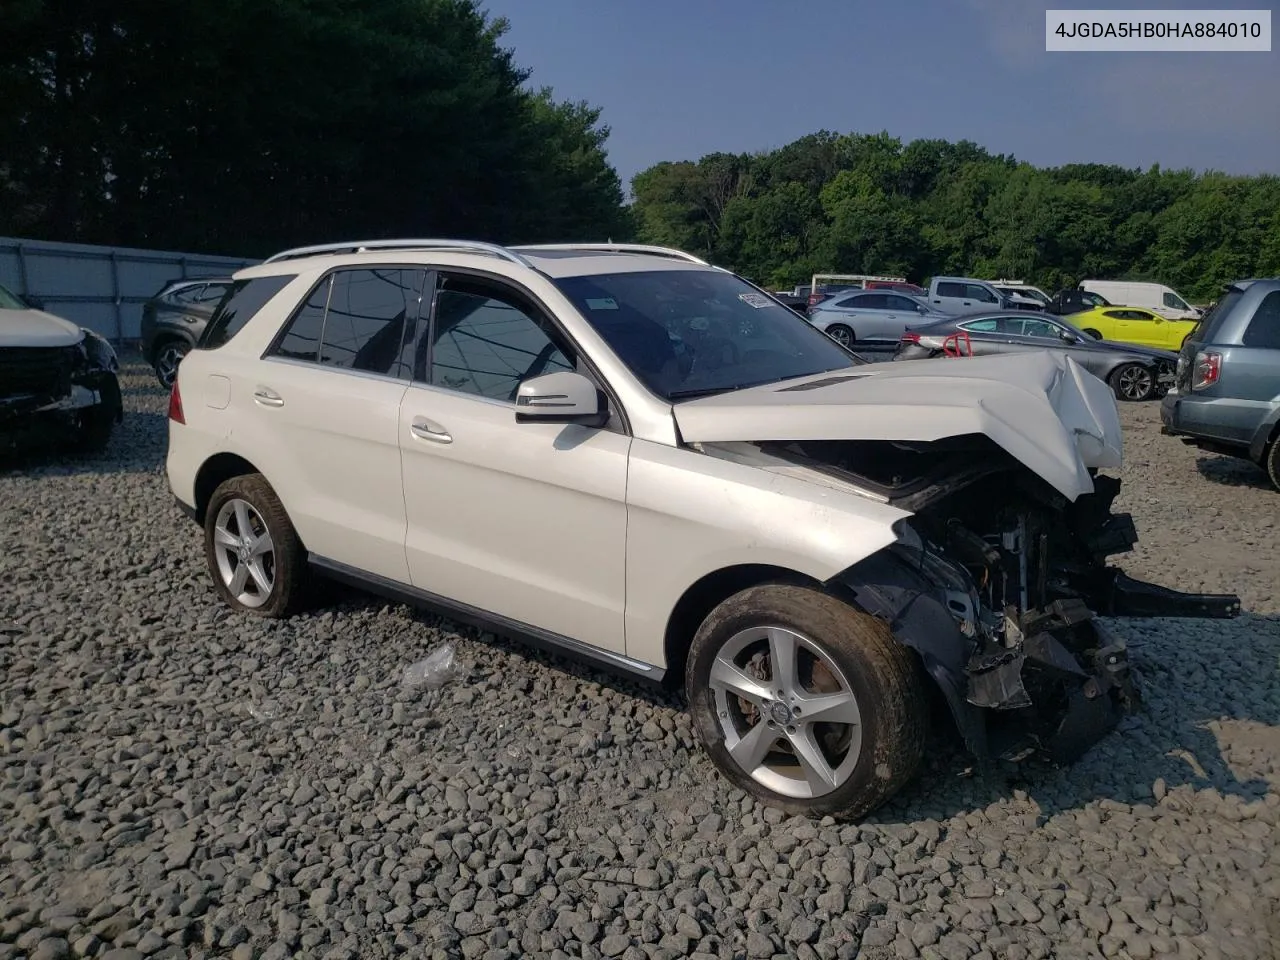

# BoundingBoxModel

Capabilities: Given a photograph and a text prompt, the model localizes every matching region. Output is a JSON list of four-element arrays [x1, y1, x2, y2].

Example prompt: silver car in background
[[807, 289, 942, 347]]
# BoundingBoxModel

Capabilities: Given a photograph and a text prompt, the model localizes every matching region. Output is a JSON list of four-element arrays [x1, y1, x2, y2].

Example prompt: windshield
[[0, 283, 30, 310], [554, 269, 862, 400]]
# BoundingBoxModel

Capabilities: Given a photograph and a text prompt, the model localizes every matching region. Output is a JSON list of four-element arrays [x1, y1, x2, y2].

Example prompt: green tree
[[0, 0, 630, 255]]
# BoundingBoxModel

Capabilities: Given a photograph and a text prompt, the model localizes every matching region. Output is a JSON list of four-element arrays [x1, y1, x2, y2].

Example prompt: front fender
[[623, 438, 911, 666]]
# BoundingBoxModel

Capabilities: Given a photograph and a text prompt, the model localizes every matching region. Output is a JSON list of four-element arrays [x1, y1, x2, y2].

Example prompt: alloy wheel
[[1118, 365, 1154, 401], [212, 498, 276, 608], [155, 342, 188, 388], [708, 625, 863, 799], [826, 325, 853, 348]]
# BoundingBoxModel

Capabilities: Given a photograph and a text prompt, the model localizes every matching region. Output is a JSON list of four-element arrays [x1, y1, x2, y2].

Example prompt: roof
[[234, 240, 723, 282]]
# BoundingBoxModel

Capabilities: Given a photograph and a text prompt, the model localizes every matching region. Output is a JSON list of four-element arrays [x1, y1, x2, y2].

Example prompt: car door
[[398, 270, 630, 653], [1113, 309, 1167, 347], [874, 294, 926, 341], [251, 265, 425, 583]]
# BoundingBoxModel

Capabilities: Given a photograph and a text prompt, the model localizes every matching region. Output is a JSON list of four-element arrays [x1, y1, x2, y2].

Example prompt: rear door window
[[1242, 291, 1280, 349], [936, 282, 966, 298], [267, 268, 428, 378]]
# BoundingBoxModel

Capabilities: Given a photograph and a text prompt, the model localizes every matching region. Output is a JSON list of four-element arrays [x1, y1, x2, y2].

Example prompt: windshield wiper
[[666, 386, 740, 400]]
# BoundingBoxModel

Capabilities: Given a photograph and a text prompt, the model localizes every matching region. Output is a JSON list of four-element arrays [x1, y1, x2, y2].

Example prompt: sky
[[478, 0, 1280, 193]]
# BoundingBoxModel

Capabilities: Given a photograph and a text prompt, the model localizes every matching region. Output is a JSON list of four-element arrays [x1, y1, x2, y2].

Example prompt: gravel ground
[[1, 354, 1278, 960]]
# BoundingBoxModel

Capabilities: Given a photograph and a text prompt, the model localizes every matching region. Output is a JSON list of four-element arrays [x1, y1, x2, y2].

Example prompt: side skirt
[[307, 555, 666, 687]]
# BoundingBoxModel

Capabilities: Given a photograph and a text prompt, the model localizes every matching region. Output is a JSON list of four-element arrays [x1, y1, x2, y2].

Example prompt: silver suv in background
[[1161, 278, 1280, 490], [807, 289, 941, 348]]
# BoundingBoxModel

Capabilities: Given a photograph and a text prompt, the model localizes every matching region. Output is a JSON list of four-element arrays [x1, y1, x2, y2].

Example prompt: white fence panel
[[0, 235, 258, 342]]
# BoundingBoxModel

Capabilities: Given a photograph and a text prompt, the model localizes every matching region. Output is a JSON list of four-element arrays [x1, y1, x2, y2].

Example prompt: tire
[[1083, 328, 1102, 340], [1266, 439, 1280, 493], [204, 473, 308, 618], [825, 324, 854, 348], [153, 339, 190, 389], [685, 583, 926, 820], [1109, 362, 1156, 402], [71, 375, 121, 454]]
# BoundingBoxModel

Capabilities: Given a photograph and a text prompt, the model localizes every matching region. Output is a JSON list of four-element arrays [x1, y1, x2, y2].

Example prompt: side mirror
[[515, 371, 609, 428], [23, 295, 45, 310], [917, 304, 928, 314], [1059, 329, 1076, 343]]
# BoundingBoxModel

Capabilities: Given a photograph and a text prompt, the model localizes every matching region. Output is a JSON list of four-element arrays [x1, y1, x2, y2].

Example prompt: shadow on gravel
[[0, 411, 168, 478], [322, 578, 1280, 826], [1195, 454, 1274, 490], [321, 581, 684, 709], [873, 614, 1280, 825]]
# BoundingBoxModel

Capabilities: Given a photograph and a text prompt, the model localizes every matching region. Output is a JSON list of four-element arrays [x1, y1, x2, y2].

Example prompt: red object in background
[[866, 280, 927, 297], [942, 331, 972, 358]]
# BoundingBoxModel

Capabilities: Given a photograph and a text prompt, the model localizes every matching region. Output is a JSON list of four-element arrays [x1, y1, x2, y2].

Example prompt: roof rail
[[261, 238, 536, 268], [510, 243, 710, 266]]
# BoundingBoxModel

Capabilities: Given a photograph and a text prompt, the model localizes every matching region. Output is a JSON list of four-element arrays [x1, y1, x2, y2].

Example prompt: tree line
[[0, 0, 632, 258], [629, 132, 1280, 303], [2, 2, 1276, 301]]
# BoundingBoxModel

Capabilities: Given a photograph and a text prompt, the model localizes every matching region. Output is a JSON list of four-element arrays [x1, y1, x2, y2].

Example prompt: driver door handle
[[410, 416, 452, 444], [253, 387, 284, 407]]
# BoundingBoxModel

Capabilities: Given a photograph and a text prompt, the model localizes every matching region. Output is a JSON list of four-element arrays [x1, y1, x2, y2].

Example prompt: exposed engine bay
[[754, 434, 1242, 765]]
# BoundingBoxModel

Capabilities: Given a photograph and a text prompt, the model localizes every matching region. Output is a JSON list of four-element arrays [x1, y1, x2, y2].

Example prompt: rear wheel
[[825, 324, 854, 348], [685, 583, 926, 820], [204, 474, 308, 618], [1110, 362, 1156, 402], [1266, 439, 1280, 493]]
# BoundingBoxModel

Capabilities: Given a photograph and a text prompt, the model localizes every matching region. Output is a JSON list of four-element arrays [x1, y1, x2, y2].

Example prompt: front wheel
[[1266, 439, 1280, 493], [1083, 328, 1102, 340], [204, 473, 309, 618], [685, 583, 926, 820], [1110, 362, 1156, 402], [825, 324, 854, 348]]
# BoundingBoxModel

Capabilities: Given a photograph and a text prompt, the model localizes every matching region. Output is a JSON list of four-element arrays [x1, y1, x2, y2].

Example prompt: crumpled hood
[[0, 308, 84, 348], [672, 352, 1123, 501]]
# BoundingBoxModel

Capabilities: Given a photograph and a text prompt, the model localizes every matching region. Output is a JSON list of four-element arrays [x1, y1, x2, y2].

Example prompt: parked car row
[[894, 310, 1178, 402]]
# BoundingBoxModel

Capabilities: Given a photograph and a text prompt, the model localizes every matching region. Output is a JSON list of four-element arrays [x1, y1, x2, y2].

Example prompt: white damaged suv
[[165, 240, 1239, 819]]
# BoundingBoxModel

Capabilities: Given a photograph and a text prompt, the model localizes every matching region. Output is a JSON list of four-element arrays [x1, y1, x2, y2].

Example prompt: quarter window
[[1242, 291, 1280, 349], [272, 276, 331, 363], [428, 275, 575, 402], [199, 274, 296, 350]]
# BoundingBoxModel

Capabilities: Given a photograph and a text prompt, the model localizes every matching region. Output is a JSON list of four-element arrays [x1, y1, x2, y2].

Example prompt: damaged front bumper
[[965, 600, 1142, 764], [831, 471, 1242, 769]]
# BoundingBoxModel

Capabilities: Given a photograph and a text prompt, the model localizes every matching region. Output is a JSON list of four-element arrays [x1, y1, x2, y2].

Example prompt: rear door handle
[[253, 387, 284, 407], [410, 416, 452, 444]]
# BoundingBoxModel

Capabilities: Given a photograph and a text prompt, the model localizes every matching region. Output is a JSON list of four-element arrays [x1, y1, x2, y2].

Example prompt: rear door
[[249, 265, 426, 582]]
